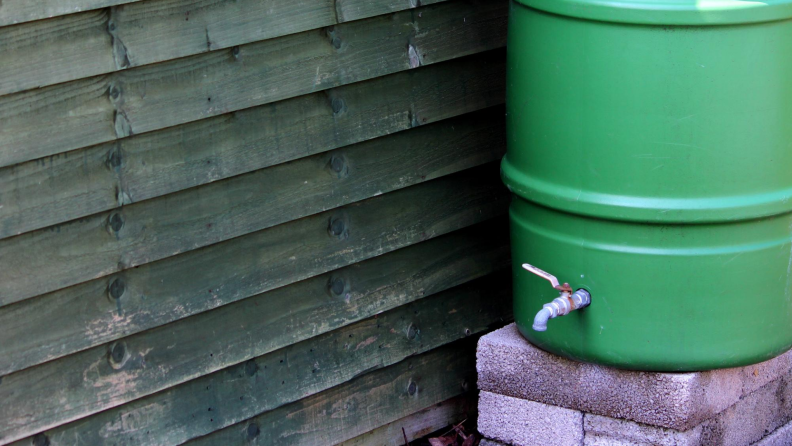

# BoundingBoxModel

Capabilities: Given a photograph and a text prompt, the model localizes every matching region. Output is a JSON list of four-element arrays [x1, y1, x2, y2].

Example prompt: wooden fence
[[0, 0, 511, 444]]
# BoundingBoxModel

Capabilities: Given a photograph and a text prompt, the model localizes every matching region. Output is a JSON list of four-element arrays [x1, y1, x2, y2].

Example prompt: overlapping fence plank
[[335, 0, 448, 22], [0, 266, 510, 445], [0, 0, 459, 91], [0, 110, 505, 306], [0, 0, 138, 27], [0, 0, 510, 444], [186, 339, 483, 446], [0, 10, 114, 95], [0, 0, 339, 95], [0, 0, 453, 27], [0, 215, 508, 377], [0, 51, 505, 239], [0, 0, 507, 167], [338, 395, 475, 446], [0, 166, 508, 442]]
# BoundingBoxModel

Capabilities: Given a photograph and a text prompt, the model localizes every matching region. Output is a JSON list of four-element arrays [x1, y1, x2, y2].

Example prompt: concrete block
[[739, 351, 792, 396], [480, 440, 508, 446], [579, 372, 792, 446], [584, 434, 664, 446], [756, 419, 792, 446], [584, 415, 702, 446], [478, 391, 583, 446], [481, 373, 792, 445], [477, 324, 792, 431], [696, 373, 792, 446]]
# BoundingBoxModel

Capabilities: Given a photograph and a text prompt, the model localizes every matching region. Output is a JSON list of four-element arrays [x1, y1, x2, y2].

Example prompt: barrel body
[[504, 0, 792, 371]]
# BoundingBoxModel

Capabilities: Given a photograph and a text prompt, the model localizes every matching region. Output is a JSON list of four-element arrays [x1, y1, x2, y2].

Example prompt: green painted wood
[[0, 0, 451, 28], [109, 0, 334, 70], [337, 395, 475, 446], [0, 215, 507, 376], [335, 0, 447, 22], [185, 339, 483, 446], [0, 0, 139, 27], [0, 52, 506, 239], [4, 271, 510, 445], [0, 165, 507, 374], [0, 111, 505, 306], [0, 0, 507, 167], [0, 10, 115, 96], [0, 0, 458, 96]]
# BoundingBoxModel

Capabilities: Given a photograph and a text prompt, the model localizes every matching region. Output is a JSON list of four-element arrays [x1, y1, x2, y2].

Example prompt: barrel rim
[[512, 0, 792, 26], [501, 156, 792, 224]]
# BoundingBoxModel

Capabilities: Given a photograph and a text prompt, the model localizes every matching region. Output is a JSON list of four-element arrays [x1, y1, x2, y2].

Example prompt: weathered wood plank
[[0, 110, 505, 306], [114, 0, 457, 68], [0, 0, 453, 28], [0, 51, 506, 239], [0, 0, 507, 167], [337, 395, 475, 446], [111, 0, 337, 68], [3, 269, 510, 445], [335, 0, 448, 23], [0, 10, 115, 95], [0, 0, 138, 27], [0, 164, 507, 375], [185, 339, 484, 446], [0, 0, 458, 95], [0, 212, 508, 377]]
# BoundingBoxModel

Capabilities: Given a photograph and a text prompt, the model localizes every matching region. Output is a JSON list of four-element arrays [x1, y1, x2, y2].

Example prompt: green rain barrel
[[503, 0, 792, 371]]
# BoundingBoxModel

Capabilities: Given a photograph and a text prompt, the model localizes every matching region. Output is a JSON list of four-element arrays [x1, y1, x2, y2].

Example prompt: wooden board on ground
[[338, 395, 476, 446]]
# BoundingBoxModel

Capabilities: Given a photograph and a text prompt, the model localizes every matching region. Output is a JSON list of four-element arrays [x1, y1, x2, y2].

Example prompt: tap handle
[[521, 263, 572, 292]]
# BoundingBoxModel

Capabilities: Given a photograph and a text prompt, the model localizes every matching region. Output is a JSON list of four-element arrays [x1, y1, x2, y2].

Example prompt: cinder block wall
[[0, 1, 511, 444]]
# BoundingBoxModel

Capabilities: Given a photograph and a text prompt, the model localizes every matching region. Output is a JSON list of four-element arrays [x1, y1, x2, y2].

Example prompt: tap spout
[[532, 289, 591, 332], [532, 307, 553, 331]]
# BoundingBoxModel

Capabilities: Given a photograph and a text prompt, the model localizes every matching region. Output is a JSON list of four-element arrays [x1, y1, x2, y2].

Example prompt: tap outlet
[[522, 264, 591, 332]]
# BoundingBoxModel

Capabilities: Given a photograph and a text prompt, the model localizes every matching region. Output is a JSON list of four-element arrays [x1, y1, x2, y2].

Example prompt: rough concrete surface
[[480, 440, 508, 446], [584, 415, 702, 446], [696, 373, 792, 446], [583, 372, 792, 446], [756, 419, 792, 446], [584, 435, 672, 446], [479, 356, 792, 445], [477, 324, 792, 431], [478, 391, 583, 446]]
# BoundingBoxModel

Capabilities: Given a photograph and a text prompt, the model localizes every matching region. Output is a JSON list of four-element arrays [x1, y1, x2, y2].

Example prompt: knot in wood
[[247, 423, 260, 439], [108, 277, 126, 300], [108, 212, 125, 233], [329, 276, 346, 296]]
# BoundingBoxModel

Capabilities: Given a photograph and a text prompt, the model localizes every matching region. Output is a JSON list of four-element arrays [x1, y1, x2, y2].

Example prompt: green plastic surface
[[503, 0, 792, 370], [515, 0, 792, 25]]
